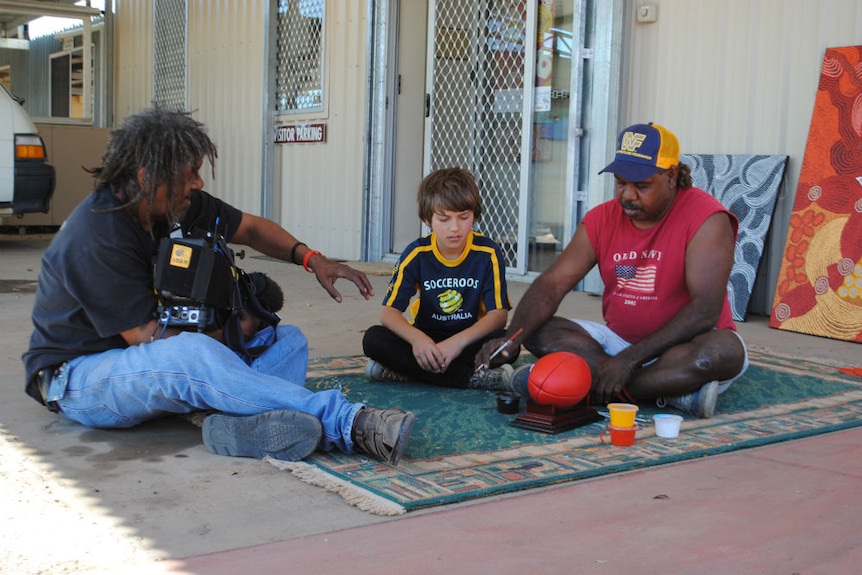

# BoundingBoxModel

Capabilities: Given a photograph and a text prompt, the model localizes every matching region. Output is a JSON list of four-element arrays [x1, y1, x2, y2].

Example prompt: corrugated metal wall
[[114, 2, 153, 118], [111, 1, 862, 280], [187, 1, 266, 214], [1, 45, 31, 107], [622, 0, 862, 314], [115, 0, 266, 216], [273, 1, 369, 261], [115, 0, 363, 259]]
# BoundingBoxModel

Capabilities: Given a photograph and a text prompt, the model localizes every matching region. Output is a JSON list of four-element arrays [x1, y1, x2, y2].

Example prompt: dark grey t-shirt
[[23, 185, 241, 403]]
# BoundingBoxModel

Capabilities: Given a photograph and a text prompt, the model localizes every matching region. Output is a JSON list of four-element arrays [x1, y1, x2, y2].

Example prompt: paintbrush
[[475, 327, 523, 374]]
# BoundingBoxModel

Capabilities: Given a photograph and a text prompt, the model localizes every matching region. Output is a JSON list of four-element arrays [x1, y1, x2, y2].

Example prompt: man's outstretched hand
[[310, 255, 375, 303]]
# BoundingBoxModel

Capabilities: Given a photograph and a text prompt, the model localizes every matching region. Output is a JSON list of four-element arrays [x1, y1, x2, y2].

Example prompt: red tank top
[[583, 187, 737, 343]]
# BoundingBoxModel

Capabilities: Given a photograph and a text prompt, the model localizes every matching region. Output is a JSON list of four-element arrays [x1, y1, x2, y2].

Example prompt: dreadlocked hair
[[87, 106, 218, 228]]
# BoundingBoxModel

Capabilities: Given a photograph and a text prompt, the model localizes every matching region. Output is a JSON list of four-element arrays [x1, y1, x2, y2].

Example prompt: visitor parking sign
[[274, 123, 326, 144]]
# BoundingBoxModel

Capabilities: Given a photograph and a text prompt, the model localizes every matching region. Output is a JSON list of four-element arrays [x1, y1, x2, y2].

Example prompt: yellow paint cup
[[607, 403, 639, 427]]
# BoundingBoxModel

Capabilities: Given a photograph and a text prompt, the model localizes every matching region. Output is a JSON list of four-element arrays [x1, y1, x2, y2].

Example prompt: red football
[[527, 351, 592, 409]]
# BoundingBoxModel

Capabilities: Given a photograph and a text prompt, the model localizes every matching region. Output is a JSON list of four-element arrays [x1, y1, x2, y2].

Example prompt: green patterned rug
[[267, 348, 862, 515]]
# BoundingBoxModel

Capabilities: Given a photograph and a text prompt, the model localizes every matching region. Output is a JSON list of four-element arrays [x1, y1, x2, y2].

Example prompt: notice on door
[[275, 123, 327, 144], [535, 0, 555, 112]]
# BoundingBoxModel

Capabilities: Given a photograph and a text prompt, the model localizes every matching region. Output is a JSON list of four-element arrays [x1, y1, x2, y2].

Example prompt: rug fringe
[[265, 457, 406, 516]]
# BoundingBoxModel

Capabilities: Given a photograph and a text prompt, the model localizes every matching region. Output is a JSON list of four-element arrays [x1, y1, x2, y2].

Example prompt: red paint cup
[[600, 424, 637, 446]]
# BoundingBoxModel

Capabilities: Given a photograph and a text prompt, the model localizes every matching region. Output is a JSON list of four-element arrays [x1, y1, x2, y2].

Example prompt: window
[[49, 35, 88, 118], [0, 3, 105, 125], [275, 0, 325, 114]]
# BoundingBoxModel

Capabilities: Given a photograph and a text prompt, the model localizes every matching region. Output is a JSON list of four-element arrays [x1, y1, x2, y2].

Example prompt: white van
[[0, 84, 56, 219]]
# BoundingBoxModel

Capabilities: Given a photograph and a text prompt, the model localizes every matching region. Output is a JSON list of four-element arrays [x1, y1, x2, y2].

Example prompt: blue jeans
[[55, 325, 362, 454]]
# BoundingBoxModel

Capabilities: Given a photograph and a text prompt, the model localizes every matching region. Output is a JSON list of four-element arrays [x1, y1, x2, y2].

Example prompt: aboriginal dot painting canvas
[[769, 45, 862, 343], [681, 154, 788, 322]]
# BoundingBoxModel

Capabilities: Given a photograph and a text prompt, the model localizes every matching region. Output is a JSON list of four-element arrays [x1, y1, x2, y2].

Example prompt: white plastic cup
[[654, 414, 683, 438]]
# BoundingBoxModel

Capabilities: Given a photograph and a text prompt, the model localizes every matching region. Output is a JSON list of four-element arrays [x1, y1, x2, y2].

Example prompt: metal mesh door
[[153, 0, 187, 110], [427, 0, 527, 270], [275, 0, 325, 113]]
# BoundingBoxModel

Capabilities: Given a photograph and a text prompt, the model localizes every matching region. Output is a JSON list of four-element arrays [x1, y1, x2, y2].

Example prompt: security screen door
[[423, 0, 534, 273], [424, 0, 589, 276]]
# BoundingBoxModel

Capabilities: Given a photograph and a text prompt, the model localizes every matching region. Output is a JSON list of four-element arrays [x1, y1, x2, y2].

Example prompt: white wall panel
[[274, 1, 368, 261], [188, 0, 266, 215], [114, 1, 154, 120], [114, 1, 266, 216], [623, 0, 862, 314]]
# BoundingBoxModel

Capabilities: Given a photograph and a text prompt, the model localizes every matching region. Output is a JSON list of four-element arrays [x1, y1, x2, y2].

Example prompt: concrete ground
[[1, 233, 860, 575]]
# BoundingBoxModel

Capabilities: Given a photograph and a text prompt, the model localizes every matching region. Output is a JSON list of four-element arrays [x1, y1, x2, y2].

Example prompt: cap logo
[[599, 123, 678, 178], [620, 131, 648, 155]]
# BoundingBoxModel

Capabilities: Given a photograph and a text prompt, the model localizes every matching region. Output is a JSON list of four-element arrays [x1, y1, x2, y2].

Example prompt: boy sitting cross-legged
[[362, 167, 519, 391]]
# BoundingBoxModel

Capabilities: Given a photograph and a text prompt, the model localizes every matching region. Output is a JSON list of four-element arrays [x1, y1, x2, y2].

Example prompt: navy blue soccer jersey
[[383, 231, 511, 334]]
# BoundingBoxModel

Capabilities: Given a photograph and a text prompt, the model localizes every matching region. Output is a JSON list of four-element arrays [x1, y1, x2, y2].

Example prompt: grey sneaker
[[202, 410, 322, 460], [657, 380, 719, 419], [365, 359, 409, 382], [468, 363, 515, 391], [351, 407, 416, 466], [510, 363, 533, 396]]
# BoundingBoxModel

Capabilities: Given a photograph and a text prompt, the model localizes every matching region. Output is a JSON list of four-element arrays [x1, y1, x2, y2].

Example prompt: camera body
[[157, 304, 217, 329], [154, 236, 236, 331]]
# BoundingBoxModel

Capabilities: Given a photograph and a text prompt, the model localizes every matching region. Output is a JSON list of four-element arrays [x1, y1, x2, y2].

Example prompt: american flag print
[[615, 264, 657, 293]]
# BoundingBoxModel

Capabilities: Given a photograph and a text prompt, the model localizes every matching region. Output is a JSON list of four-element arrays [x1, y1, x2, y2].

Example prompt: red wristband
[[302, 249, 322, 272]]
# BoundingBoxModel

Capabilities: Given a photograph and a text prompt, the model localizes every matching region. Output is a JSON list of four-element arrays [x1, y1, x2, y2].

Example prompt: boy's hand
[[412, 338, 448, 374], [436, 338, 465, 372]]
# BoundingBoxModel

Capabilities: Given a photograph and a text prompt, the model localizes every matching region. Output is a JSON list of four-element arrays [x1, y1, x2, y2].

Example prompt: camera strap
[[222, 269, 281, 358]]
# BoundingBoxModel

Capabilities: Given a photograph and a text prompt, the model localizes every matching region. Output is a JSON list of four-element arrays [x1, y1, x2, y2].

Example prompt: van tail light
[[15, 134, 47, 160]]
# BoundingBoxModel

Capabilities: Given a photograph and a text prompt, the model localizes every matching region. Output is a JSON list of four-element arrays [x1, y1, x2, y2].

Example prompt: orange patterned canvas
[[770, 46, 862, 342]]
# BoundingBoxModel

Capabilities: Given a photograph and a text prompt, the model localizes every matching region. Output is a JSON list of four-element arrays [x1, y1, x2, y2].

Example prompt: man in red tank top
[[476, 123, 748, 418]]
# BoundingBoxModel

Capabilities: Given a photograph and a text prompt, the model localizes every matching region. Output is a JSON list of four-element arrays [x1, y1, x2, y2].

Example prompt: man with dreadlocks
[[22, 107, 415, 466]]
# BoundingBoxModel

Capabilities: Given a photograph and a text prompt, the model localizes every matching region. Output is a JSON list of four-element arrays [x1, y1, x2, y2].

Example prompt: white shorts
[[569, 319, 749, 394]]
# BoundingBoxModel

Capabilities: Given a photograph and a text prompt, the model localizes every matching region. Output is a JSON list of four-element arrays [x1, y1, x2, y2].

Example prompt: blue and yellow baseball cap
[[599, 122, 680, 182]]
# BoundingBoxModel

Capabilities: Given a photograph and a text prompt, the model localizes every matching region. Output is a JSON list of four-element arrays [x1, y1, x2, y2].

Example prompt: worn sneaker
[[202, 410, 322, 461], [365, 359, 409, 382], [656, 380, 719, 419], [467, 363, 515, 391], [351, 407, 416, 466], [510, 363, 533, 396]]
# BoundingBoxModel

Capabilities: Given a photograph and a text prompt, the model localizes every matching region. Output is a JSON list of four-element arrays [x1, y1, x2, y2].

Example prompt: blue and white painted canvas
[[681, 154, 788, 321]]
